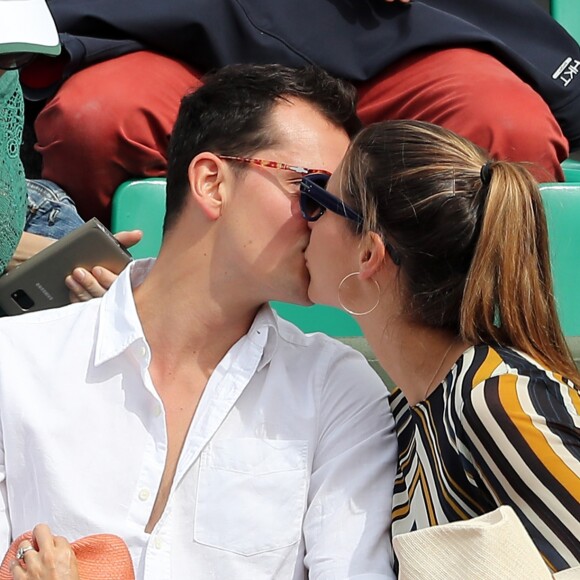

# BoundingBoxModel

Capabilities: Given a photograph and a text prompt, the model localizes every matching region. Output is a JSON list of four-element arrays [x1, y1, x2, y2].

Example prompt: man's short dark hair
[[164, 63, 361, 231]]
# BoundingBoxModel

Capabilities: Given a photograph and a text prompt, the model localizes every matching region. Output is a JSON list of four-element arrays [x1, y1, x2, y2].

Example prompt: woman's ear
[[187, 153, 226, 221], [358, 231, 386, 281]]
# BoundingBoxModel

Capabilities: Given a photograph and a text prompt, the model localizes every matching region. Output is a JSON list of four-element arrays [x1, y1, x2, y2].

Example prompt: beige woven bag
[[393, 506, 579, 580]]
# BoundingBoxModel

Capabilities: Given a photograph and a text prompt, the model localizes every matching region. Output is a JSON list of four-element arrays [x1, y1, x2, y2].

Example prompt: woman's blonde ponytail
[[461, 161, 579, 383]]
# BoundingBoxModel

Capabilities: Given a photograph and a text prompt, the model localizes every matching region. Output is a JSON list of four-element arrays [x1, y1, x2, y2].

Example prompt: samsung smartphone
[[0, 218, 132, 315]]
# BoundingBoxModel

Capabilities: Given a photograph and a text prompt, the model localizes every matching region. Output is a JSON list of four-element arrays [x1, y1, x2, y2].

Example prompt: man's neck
[[133, 254, 261, 377]]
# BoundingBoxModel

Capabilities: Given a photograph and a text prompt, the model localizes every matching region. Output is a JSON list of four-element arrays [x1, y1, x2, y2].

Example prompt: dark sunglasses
[[300, 173, 363, 224], [300, 173, 402, 265], [0, 53, 37, 71]]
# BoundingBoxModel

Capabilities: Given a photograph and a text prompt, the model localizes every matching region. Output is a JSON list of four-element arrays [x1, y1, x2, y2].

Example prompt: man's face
[[220, 98, 350, 306]]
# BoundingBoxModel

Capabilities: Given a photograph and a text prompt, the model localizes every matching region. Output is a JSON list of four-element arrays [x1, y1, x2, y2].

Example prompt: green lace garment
[[0, 71, 27, 275]]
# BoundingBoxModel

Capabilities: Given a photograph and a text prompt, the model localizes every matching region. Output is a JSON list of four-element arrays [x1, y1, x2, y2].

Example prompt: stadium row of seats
[[109, 168, 580, 384]]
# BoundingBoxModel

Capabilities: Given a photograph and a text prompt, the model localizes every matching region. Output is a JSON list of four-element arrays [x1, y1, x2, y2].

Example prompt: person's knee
[[36, 51, 202, 164], [35, 82, 140, 155], [359, 48, 569, 180], [428, 75, 566, 181]]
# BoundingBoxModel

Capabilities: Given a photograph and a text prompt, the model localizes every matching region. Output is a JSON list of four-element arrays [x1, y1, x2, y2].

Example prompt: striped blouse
[[389, 344, 580, 572]]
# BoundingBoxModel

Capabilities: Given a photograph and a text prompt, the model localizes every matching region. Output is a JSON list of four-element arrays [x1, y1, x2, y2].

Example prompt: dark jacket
[[46, 0, 580, 148]]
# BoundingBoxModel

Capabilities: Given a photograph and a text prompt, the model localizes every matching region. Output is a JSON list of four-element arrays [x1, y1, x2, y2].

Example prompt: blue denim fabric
[[25, 179, 85, 239]]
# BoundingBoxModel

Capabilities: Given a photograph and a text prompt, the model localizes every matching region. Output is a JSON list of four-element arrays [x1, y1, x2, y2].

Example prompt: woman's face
[[304, 165, 362, 307]]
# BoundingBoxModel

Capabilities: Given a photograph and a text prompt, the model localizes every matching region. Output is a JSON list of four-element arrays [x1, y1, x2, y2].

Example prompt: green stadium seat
[[551, 0, 580, 44], [539, 183, 580, 339], [562, 158, 580, 182], [271, 302, 361, 336], [111, 178, 167, 259]]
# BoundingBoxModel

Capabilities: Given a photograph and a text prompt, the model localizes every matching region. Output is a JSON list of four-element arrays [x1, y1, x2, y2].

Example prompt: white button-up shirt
[[0, 261, 396, 579]]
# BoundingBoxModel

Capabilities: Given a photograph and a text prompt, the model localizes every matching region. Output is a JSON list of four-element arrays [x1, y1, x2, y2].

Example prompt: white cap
[[0, 0, 61, 56]]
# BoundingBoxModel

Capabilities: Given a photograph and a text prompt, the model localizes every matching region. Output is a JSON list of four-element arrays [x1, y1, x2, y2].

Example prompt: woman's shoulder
[[454, 344, 579, 429], [455, 343, 575, 392], [389, 343, 578, 427]]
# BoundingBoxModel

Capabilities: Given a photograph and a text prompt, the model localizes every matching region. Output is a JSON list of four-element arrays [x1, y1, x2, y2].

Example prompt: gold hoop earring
[[338, 272, 381, 316]]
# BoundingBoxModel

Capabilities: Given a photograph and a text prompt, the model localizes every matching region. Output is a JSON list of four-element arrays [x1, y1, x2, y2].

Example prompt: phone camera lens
[[11, 289, 35, 311]]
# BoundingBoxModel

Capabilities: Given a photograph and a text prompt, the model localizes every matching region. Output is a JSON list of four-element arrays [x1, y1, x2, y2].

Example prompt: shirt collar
[[247, 304, 280, 372], [94, 259, 282, 370], [94, 259, 154, 366]]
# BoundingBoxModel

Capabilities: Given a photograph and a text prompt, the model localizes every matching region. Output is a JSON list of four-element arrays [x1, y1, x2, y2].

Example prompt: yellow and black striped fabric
[[389, 344, 580, 572]]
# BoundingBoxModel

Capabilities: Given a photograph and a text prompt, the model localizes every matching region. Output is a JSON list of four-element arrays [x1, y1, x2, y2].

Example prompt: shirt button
[[153, 403, 162, 417], [139, 346, 147, 358], [138, 488, 150, 501], [154, 536, 163, 550]]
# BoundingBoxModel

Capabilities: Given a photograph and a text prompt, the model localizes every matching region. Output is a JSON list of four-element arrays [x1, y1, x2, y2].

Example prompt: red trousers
[[35, 49, 569, 225]]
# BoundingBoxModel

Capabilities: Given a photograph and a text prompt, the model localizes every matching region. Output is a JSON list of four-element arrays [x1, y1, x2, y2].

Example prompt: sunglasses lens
[[301, 173, 331, 221], [0, 53, 36, 70], [300, 194, 323, 220]]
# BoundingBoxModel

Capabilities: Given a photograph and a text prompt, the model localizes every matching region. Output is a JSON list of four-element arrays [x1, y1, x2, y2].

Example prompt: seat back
[[110, 178, 167, 259], [562, 158, 580, 183], [271, 302, 362, 336], [551, 0, 580, 43], [539, 183, 580, 338]]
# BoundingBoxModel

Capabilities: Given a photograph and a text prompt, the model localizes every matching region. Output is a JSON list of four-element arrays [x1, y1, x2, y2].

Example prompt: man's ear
[[358, 231, 386, 281], [187, 153, 226, 221]]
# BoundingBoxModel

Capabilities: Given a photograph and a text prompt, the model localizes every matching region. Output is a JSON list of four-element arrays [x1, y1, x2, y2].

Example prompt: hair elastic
[[480, 161, 493, 186]]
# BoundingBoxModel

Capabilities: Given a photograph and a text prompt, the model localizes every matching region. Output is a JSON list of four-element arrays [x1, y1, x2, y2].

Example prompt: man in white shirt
[[0, 64, 396, 579]]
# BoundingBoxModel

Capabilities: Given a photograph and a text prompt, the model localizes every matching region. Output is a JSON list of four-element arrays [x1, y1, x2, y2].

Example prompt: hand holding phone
[[65, 230, 142, 302], [0, 219, 133, 315]]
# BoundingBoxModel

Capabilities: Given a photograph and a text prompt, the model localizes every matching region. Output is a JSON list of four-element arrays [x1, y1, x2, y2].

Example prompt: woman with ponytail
[[301, 120, 579, 573]]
